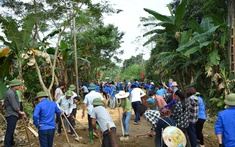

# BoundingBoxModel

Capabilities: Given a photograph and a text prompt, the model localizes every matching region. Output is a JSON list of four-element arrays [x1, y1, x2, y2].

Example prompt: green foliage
[[23, 102, 34, 118], [0, 81, 7, 100], [122, 54, 144, 70], [142, 0, 229, 114], [120, 64, 142, 82]]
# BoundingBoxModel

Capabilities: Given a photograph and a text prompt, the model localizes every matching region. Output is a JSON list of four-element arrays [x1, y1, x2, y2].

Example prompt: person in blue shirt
[[215, 93, 235, 147], [156, 82, 168, 98], [149, 82, 155, 93], [195, 92, 206, 147], [146, 92, 156, 110], [119, 82, 124, 90], [33, 91, 61, 147], [107, 82, 116, 109]]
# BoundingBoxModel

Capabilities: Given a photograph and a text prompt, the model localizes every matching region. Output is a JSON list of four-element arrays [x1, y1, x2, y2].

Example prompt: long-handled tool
[[75, 119, 86, 130], [134, 131, 155, 138], [117, 100, 129, 142], [60, 115, 71, 147], [62, 113, 83, 142], [117, 103, 124, 136], [118, 104, 130, 142], [22, 117, 32, 147]]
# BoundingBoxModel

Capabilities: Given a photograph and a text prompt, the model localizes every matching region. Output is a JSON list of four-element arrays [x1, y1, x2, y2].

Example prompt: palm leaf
[[174, 0, 187, 27], [143, 34, 159, 46], [21, 13, 35, 45], [144, 8, 171, 22], [184, 46, 200, 56], [188, 20, 203, 33], [200, 17, 215, 31], [143, 29, 165, 37]]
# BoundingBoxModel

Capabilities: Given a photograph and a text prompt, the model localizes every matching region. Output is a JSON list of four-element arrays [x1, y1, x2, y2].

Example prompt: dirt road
[[1, 106, 218, 147]]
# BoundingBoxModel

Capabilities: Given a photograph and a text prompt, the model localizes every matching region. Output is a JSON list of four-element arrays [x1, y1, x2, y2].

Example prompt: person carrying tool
[[91, 98, 117, 147], [116, 91, 132, 137], [56, 90, 75, 136], [33, 91, 61, 147], [82, 83, 105, 143], [4, 79, 26, 147]]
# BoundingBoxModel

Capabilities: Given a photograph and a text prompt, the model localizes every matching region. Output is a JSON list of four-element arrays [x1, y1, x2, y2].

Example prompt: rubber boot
[[89, 131, 94, 143]]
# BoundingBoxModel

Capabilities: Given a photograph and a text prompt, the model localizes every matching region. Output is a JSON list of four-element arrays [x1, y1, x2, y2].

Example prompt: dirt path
[[53, 107, 219, 147], [0, 106, 218, 147]]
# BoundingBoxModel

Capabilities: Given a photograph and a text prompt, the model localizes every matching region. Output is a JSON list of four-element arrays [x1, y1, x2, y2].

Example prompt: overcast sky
[[99, 0, 172, 61]]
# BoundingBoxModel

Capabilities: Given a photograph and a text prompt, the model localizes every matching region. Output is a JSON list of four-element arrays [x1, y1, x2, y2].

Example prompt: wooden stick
[[60, 115, 71, 147], [75, 119, 86, 128], [117, 105, 124, 136], [27, 126, 38, 137], [134, 132, 152, 138], [62, 113, 83, 142], [22, 118, 32, 147]]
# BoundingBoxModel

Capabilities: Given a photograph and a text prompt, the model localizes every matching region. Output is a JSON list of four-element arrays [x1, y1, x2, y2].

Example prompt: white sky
[[100, 0, 172, 61]]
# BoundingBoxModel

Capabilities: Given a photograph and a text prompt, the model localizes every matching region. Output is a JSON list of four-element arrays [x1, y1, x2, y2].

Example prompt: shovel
[[118, 102, 129, 142], [60, 115, 71, 147], [75, 119, 86, 130], [22, 117, 32, 147], [62, 113, 83, 142]]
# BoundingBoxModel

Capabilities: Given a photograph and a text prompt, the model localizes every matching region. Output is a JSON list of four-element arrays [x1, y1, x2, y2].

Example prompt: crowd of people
[[2, 78, 235, 147]]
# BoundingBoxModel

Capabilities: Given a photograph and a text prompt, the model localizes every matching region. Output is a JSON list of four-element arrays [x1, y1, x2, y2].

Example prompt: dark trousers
[[88, 114, 93, 132], [72, 108, 77, 125], [58, 115, 74, 135], [195, 119, 206, 145], [132, 101, 141, 122], [38, 129, 55, 147], [102, 127, 116, 147], [179, 127, 190, 147], [4, 115, 18, 147], [187, 123, 197, 147]]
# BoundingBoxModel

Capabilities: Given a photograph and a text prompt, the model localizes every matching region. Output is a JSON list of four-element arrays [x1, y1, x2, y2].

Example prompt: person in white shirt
[[56, 90, 75, 136], [82, 83, 106, 143], [91, 98, 117, 147], [54, 82, 65, 101], [80, 85, 89, 98], [130, 85, 146, 125], [69, 84, 78, 125]]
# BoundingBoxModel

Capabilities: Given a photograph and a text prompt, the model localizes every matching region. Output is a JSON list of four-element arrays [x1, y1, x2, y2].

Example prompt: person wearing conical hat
[[4, 79, 26, 147], [56, 90, 75, 137], [116, 91, 132, 137], [33, 91, 61, 147], [215, 93, 235, 147], [69, 84, 78, 126], [82, 83, 105, 143], [91, 98, 116, 147]]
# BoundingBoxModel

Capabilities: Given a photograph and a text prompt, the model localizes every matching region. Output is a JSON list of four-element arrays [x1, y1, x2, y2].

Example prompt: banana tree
[[0, 14, 35, 99], [143, 0, 187, 47]]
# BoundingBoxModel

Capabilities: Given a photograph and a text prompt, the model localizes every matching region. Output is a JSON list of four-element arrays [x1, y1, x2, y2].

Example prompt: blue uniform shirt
[[198, 96, 206, 120], [215, 107, 235, 147], [33, 98, 61, 130]]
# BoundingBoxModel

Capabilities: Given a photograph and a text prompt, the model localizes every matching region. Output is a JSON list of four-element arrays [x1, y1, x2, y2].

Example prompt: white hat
[[151, 82, 154, 85], [115, 91, 130, 99]]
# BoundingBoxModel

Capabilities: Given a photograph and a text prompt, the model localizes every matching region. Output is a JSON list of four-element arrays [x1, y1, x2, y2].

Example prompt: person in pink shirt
[[155, 94, 167, 110]]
